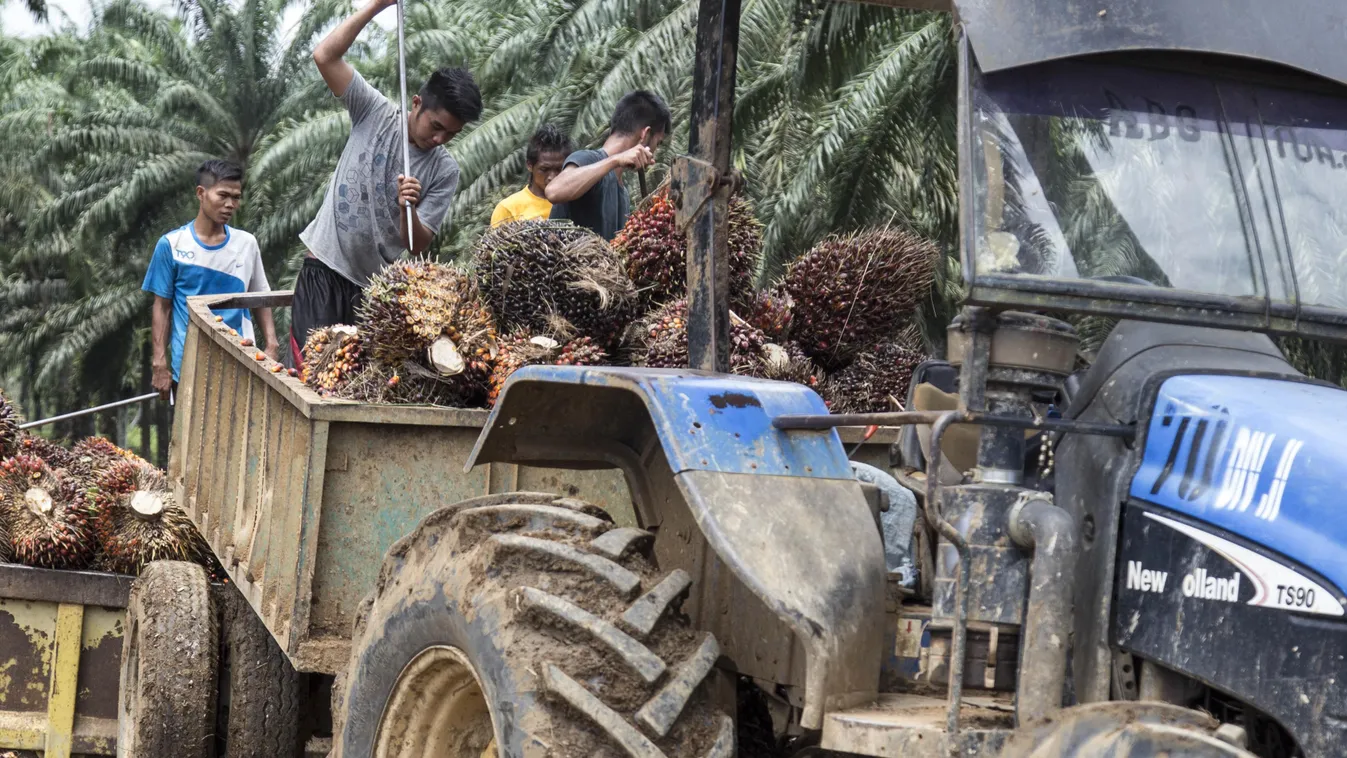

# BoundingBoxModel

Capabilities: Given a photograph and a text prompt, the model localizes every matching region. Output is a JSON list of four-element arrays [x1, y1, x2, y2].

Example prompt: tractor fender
[[466, 365, 886, 728]]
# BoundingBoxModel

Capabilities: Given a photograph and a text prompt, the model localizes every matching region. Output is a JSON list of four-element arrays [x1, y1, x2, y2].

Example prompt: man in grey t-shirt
[[289, 0, 482, 364]]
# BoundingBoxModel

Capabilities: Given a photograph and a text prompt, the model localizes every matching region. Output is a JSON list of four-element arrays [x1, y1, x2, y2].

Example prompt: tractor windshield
[[970, 57, 1347, 314]]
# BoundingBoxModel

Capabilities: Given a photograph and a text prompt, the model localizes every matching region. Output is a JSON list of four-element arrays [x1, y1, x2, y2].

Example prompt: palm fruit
[[782, 228, 939, 370], [617, 191, 763, 312], [85, 461, 207, 576], [757, 341, 827, 393], [825, 331, 927, 414], [487, 331, 609, 406], [16, 433, 75, 471], [301, 325, 364, 396], [474, 220, 635, 349], [336, 362, 485, 408], [359, 258, 497, 399], [0, 390, 21, 459], [69, 436, 143, 484], [745, 288, 794, 341], [634, 299, 775, 375], [1, 455, 95, 569]]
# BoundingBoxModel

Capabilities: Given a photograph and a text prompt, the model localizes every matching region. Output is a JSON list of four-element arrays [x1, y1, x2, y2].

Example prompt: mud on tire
[[334, 492, 734, 758], [217, 583, 301, 758], [118, 561, 218, 758]]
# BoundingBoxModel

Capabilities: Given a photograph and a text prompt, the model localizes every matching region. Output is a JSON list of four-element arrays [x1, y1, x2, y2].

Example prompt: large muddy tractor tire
[[999, 702, 1258, 757], [218, 583, 301, 758], [334, 492, 734, 758], [118, 561, 219, 758]]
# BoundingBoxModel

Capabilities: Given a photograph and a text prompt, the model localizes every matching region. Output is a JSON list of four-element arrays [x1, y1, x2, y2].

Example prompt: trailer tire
[[118, 561, 218, 758], [334, 492, 733, 758], [999, 702, 1258, 757], [218, 584, 301, 758]]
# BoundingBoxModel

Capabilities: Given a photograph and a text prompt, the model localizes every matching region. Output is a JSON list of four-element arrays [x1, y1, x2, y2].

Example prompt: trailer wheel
[[334, 492, 733, 758], [118, 561, 218, 758], [218, 584, 301, 758], [999, 702, 1258, 757]]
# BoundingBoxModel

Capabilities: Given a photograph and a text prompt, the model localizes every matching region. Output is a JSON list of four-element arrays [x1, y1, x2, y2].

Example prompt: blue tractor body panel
[[468, 364, 853, 479], [1129, 374, 1347, 604]]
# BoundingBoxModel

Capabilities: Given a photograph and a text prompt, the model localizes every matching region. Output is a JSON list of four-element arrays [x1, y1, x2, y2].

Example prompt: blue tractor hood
[[1132, 374, 1347, 607]]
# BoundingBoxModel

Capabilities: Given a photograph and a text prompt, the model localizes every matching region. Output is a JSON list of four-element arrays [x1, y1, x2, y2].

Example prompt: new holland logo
[[1144, 512, 1347, 617], [1182, 567, 1240, 603], [1126, 561, 1168, 593]]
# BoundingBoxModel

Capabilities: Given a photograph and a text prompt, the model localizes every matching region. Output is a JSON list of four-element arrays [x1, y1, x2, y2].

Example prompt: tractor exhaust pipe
[[1008, 493, 1079, 725]]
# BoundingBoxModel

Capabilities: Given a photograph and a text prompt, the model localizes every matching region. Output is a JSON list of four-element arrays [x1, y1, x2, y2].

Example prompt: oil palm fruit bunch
[[757, 342, 828, 393], [302, 325, 364, 395], [360, 258, 497, 395], [16, 433, 75, 471], [617, 191, 763, 312], [487, 331, 609, 406], [69, 436, 143, 484], [0, 390, 21, 459], [336, 362, 484, 407], [1, 455, 94, 569], [0, 506, 9, 562], [635, 299, 777, 376], [825, 331, 927, 414], [474, 220, 635, 349], [782, 228, 939, 370], [746, 288, 794, 341], [85, 461, 206, 576]]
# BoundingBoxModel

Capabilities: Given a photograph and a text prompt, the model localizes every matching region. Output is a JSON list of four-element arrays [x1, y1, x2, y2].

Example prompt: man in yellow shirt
[[491, 124, 573, 226]]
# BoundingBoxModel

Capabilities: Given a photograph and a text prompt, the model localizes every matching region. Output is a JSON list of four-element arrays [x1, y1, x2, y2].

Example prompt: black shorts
[[290, 257, 364, 366]]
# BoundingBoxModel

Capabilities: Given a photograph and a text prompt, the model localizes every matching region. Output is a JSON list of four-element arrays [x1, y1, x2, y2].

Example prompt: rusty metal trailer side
[[0, 564, 132, 757], [171, 291, 892, 674]]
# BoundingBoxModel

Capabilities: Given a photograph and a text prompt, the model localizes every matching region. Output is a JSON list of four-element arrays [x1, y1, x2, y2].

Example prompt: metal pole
[[20, 393, 159, 430], [396, 0, 416, 251], [683, 0, 740, 373]]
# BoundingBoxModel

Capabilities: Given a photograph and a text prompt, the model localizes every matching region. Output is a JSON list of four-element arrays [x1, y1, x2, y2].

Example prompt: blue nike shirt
[[142, 223, 270, 381]]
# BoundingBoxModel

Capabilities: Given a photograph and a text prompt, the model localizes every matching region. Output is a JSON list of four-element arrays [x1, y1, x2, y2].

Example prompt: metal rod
[[20, 393, 159, 430], [923, 411, 971, 751], [396, 0, 415, 250], [773, 410, 1135, 440]]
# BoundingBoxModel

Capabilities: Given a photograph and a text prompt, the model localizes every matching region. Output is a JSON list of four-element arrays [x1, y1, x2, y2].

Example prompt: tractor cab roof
[[950, 0, 1347, 88]]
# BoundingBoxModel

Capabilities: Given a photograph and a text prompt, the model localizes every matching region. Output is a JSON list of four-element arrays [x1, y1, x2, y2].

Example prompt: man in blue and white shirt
[[143, 159, 280, 398]]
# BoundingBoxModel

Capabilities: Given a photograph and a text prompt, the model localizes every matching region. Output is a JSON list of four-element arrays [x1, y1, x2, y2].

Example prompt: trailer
[[130, 289, 892, 755], [0, 564, 131, 757]]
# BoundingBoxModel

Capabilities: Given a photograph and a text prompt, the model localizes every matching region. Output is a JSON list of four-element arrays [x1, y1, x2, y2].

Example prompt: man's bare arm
[[544, 131, 654, 203], [313, 0, 396, 97], [545, 139, 655, 204], [545, 157, 622, 204], [151, 296, 174, 398]]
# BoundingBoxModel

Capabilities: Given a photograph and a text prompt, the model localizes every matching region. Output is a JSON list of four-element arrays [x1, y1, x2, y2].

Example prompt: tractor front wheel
[[333, 492, 733, 758]]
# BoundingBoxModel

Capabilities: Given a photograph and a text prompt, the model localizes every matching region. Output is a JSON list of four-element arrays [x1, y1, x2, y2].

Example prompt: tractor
[[130, 0, 1347, 756]]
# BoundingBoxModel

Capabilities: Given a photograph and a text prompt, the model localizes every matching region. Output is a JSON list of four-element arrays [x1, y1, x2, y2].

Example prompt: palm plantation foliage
[[5, 0, 1343, 453], [0, 0, 958, 448]]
